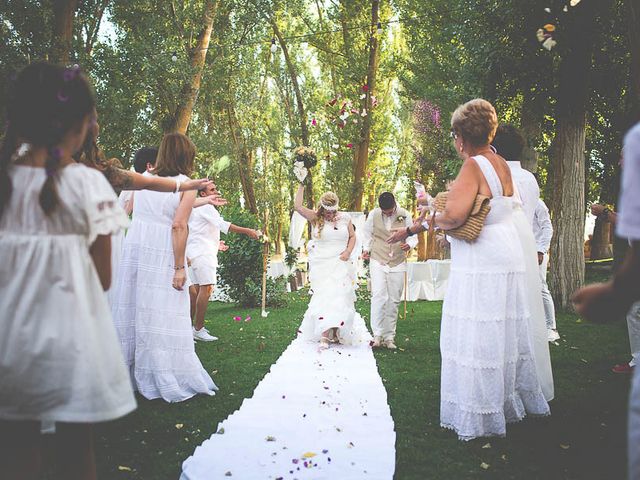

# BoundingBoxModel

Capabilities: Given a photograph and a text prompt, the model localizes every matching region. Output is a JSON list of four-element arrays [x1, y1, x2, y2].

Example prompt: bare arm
[[434, 159, 479, 230], [89, 234, 112, 290], [572, 242, 640, 321], [171, 190, 196, 290], [194, 195, 228, 208], [294, 184, 317, 221], [107, 168, 212, 193], [229, 224, 260, 239], [340, 220, 356, 261]]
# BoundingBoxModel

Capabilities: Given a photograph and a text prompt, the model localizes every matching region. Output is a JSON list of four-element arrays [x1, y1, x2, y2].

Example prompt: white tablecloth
[[402, 260, 451, 301], [267, 259, 290, 279]]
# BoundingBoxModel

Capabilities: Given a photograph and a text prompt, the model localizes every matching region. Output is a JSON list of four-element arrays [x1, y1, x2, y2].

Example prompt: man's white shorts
[[189, 255, 217, 286]]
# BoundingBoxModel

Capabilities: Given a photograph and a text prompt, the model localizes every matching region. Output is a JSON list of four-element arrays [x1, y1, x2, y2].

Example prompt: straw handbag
[[432, 192, 491, 242]]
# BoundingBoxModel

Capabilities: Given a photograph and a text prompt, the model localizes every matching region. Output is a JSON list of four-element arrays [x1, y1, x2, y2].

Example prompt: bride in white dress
[[293, 182, 372, 348]]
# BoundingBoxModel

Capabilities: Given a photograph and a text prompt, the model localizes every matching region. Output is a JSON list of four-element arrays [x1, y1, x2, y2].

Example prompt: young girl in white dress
[[110, 133, 217, 402], [0, 62, 136, 479], [293, 183, 372, 348]]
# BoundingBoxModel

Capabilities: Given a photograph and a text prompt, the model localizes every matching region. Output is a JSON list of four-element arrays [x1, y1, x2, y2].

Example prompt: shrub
[[217, 206, 287, 307]]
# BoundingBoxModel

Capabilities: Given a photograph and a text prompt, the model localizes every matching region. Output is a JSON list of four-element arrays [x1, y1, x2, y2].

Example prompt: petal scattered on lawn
[[302, 452, 317, 458], [560, 444, 571, 449], [482, 443, 491, 449], [480, 462, 490, 470], [175, 424, 184, 429], [118, 466, 132, 471]]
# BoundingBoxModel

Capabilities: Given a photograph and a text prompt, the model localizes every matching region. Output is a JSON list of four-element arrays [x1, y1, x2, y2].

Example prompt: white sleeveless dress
[[440, 156, 550, 440], [298, 213, 372, 345], [110, 175, 217, 402]]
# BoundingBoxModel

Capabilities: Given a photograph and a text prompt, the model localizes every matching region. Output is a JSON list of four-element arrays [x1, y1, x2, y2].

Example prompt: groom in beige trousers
[[362, 192, 417, 349]]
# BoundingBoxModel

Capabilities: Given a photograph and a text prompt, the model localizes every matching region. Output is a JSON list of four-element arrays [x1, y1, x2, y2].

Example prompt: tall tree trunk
[[167, 0, 216, 134], [81, 0, 109, 55], [549, 0, 605, 309], [351, 0, 380, 211], [226, 104, 258, 214], [271, 18, 315, 215], [51, 0, 78, 64], [520, 89, 546, 174], [590, 219, 612, 259]]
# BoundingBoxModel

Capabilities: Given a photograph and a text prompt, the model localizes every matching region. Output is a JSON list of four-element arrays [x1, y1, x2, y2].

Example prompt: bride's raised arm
[[294, 184, 318, 222]]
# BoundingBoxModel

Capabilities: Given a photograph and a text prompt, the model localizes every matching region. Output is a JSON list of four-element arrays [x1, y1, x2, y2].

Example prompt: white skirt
[[298, 240, 372, 345], [111, 218, 217, 402]]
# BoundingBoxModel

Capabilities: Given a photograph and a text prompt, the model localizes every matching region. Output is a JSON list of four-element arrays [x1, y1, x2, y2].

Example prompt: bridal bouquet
[[292, 146, 317, 183]]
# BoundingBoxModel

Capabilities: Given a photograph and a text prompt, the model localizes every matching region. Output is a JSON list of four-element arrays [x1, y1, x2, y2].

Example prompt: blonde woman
[[390, 99, 550, 440], [294, 183, 371, 349]]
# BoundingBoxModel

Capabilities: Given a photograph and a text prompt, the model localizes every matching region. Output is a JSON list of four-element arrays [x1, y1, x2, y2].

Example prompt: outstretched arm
[[107, 168, 212, 193], [294, 184, 317, 222], [229, 224, 260, 240]]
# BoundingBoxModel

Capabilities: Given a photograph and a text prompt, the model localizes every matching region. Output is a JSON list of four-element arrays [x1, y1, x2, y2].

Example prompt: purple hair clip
[[63, 64, 81, 82]]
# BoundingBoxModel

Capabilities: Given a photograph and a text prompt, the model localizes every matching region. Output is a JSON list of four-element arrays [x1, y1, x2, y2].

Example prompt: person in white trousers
[[533, 199, 560, 342], [362, 192, 417, 349]]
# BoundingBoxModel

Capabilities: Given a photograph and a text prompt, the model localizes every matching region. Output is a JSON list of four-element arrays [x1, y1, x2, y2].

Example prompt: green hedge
[[217, 206, 287, 307]]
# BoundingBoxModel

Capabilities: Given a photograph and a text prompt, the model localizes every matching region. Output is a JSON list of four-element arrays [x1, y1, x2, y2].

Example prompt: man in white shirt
[[362, 192, 418, 349], [188, 183, 260, 341], [493, 124, 541, 225], [572, 122, 640, 479], [533, 199, 559, 341]]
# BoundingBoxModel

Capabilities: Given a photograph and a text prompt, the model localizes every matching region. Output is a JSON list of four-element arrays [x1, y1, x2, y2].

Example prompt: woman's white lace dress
[[298, 213, 372, 345], [110, 176, 217, 402], [440, 156, 549, 440], [0, 163, 136, 422]]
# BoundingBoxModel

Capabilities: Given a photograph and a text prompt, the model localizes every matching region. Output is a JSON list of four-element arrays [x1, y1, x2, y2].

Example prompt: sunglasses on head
[[449, 130, 458, 140]]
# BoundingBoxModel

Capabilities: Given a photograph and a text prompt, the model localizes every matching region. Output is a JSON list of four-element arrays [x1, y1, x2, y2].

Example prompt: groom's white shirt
[[362, 209, 418, 272]]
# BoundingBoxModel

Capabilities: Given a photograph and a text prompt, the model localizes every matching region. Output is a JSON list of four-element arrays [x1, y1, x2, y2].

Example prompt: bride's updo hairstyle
[[451, 98, 498, 147], [315, 191, 339, 238]]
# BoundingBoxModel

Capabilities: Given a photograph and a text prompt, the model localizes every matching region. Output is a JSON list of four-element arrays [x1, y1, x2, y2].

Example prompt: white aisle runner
[[180, 338, 396, 480]]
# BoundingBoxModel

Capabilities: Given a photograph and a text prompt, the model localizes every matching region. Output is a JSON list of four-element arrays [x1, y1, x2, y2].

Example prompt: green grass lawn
[[95, 281, 631, 480]]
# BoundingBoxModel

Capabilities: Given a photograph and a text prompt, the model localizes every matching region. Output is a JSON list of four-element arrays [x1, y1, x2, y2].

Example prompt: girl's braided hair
[[0, 62, 95, 218]]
